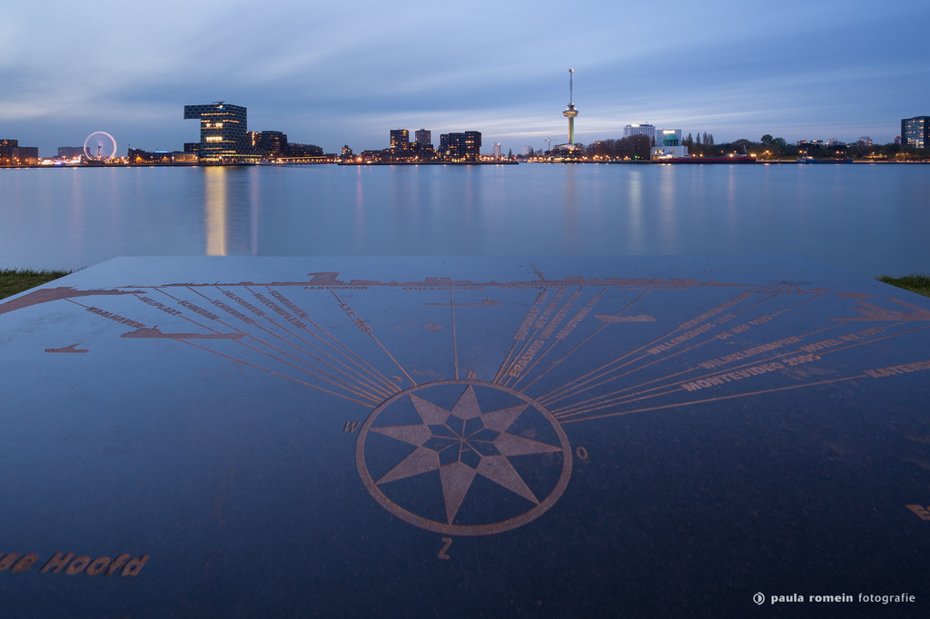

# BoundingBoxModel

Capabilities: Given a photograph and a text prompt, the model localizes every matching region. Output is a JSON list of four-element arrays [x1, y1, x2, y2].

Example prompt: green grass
[[878, 274, 930, 298], [0, 269, 70, 301]]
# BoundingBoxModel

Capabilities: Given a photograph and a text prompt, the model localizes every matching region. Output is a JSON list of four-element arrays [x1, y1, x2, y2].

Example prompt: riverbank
[[878, 274, 930, 298], [0, 269, 70, 300], [2, 269, 929, 302]]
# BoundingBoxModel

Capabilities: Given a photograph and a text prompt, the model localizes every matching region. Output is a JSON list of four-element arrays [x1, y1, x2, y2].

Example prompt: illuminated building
[[128, 149, 198, 165], [561, 68, 579, 148], [0, 139, 39, 166], [901, 116, 929, 149], [650, 129, 689, 159], [249, 131, 288, 158], [438, 131, 482, 160], [390, 129, 410, 152], [624, 124, 656, 143], [415, 129, 431, 149], [285, 143, 323, 158], [183, 102, 251, 163], [57, 146, 85, 158]]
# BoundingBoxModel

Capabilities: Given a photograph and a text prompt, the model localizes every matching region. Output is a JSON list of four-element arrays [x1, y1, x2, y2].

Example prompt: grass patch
[[877, 274, 930, 298], [0, 269, 70, 301]]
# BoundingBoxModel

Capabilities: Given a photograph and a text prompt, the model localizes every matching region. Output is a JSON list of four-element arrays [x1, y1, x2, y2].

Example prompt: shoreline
[[2, 269, 928, 302], [4, 159, 930, 170]]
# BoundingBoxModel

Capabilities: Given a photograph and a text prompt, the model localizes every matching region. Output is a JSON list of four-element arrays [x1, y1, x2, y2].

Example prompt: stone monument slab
[[1, 257, 929, 616]]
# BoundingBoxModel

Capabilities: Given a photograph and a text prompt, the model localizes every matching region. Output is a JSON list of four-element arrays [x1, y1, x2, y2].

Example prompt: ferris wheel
[[83, 131, 118, 161]]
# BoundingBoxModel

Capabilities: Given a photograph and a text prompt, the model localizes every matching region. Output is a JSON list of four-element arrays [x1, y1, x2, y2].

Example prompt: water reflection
[[562, 165, 578, 251], [657, 166, 677, 251], [249, 167, 260, 255], [626, 169, 643, 252], [205, 167, 228, 256], [2, 165, 929, 275]]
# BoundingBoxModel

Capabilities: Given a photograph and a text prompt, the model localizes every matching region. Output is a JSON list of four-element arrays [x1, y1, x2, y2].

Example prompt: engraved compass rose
[[356, 381, 572, 536]]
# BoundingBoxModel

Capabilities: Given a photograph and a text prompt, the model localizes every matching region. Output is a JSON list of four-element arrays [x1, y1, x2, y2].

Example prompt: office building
[[624, 124, 656, 142], [183, 102, 250, 162], [902, 116, 929, 149]]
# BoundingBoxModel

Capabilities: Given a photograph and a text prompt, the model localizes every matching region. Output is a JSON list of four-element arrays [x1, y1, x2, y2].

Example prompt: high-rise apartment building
[[438, 131, 482, 160], [415, 129, 432, 149], [183, 102, 249, 162], [901, 116, 929, 149], [390, 129, 410, 152]]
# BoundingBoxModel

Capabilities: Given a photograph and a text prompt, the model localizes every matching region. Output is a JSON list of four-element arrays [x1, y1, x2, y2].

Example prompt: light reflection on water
[[0, 164, 928, 276], [204, 167, 228, 256]]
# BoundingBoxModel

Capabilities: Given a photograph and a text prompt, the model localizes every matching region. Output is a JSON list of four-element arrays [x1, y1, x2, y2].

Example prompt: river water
[[1, 163, 927, 275]]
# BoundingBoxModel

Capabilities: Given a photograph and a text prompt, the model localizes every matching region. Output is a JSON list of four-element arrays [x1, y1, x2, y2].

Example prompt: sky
[[1, 0, 928, 155]]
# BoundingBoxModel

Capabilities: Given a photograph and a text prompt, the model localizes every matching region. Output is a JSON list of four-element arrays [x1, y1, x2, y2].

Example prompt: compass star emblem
[[356, 381, 572, 536]]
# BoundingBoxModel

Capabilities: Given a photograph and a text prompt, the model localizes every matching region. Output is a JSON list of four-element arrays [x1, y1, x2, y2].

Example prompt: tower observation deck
[[562, 68, 578, 148]]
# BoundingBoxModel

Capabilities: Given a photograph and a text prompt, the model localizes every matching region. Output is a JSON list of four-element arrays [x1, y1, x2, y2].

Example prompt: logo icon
[[753, 592, 765, 606]]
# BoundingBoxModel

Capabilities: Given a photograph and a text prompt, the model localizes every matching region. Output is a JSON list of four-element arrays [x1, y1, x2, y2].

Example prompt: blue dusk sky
[[1, 0, 927, 154]]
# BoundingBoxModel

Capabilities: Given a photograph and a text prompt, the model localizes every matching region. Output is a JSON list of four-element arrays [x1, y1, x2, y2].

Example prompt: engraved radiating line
[[65, 296, 378, 404], [507, 287, 584, 389], [552, 321, 845, 416], [175, 339, 373, 407], [228, 336, 383, 403], [188, 287, 384, 400], [268, 288, 400, 396], [243, 286, 396, 400], [538, 287, 790, 405], [493, 288, 549, 384], [560, 375, 866, 425], [450, 289, 460, 381], [537, 290, 760, 406], [330, 290, 416, 387], [521, 287, 642, 393], [500, 288, 568, 387], [153, 288, 237, 335], [548, 294, 829, 413], [165, 288, 385, 403], [537, 286, 798, 406], [554, 321, 928, 421]]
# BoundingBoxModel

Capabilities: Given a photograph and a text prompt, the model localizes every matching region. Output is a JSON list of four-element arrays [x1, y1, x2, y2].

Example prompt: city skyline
[[2, 0, 929, 153]]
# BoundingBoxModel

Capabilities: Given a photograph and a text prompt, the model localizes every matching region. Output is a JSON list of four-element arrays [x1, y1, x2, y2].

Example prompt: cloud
[[1, 0, 928, 152]]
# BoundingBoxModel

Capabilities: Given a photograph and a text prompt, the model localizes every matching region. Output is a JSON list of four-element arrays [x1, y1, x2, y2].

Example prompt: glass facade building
[[183, 102, 249, 162], [438, 131, 482, 160], [901, 116, 929, 149]]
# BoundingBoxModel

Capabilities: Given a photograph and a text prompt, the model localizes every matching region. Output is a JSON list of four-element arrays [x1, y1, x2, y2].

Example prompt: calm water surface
[[1, 164, 928, 275]]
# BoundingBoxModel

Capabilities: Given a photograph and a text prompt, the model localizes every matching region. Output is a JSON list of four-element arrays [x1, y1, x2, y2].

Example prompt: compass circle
[[356, 380, 572, 536]]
